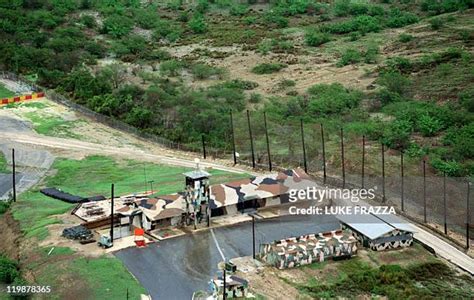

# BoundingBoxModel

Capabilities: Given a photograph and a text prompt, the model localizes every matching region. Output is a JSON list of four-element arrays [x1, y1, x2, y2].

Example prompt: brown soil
[[0, 211, 21, 260]]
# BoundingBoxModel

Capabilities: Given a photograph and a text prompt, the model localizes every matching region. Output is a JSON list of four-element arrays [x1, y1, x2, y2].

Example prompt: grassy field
[[11, 155, 249, 299], [0, 152, 9, 173], [0, 83, 14, 98], [23, 112, 85, 139]]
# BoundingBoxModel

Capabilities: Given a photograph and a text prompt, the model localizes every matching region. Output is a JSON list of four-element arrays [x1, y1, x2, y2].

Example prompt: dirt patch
[[0, 211, 22, 260]]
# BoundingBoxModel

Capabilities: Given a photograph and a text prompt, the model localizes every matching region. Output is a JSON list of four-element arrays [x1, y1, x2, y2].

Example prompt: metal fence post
[[110, 183, 115, 243], [201, 135, 206, 159], [300, 119, 307, 173], [12, 149, 16, 202], [382, 143, 386, 202], [247, 110, 255, 169], [401, 150, 404, 212], [230, 110, 237, 165], [263, 112, 272, 172], [467, 180, 471, 249], [321, 124, 326, 184], [362, 135, 365, 189], [423, 159, 427, 223], [443, 172, 447, 235], [340, 128, 345, 188]]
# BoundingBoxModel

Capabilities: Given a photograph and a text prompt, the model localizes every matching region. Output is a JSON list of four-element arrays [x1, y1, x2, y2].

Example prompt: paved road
[[115, 214, 339, 299]]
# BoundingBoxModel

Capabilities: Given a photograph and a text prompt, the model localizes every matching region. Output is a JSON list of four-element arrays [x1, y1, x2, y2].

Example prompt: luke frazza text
[[289, 205, 396, 216], [288, 186, 376, 203]]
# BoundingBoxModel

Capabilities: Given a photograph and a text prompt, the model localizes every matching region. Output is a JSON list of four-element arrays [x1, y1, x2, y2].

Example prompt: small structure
[[183, 169, 211, 228], [337, 212, 415, 251], [209, 274, 249, 299], [259, 230, 357, 269]]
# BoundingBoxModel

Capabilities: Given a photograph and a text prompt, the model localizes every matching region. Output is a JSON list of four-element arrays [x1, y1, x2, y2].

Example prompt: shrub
[[191, 63, 224, 80], [159, 59, 184, 76], [430, 18, 444, 30], [244, 16, 257, 25], [377, 71, 411, 96], [80, 15, 96, 28], [386, 56, 413, 73], [0, 255, 19, 284], [153, 20, 182, 42], [430, 157, 464, 176], [399, 33, 414, 43], [305, 30, 331, 47], [364, 45, 379, 64], [220, 79, 258, 90], [0, 201, 10, 214], [249, 93, 262, 103], [251, 63, 287, 74], [229, 4, 248, 16], [264, 12, 288, 28], [382, 119, 413, 149], [257, 40, 272, 55], [418, 114, 443, 136], [336, 49, 361, 67], [102, 14, 134, 38], [307, 83, 362, 115], [386, 9, 419, 28], [443, 123, 474, 159], [323, 15, 380, 35], [459, 87, 474, 112], [189, 14, 207, 34]]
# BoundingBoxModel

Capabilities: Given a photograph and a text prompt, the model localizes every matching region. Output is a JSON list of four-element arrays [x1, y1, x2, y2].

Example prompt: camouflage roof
[[135, 193, 186, 221], [209, 168, 316, 209], [265, 230, 357, 255]]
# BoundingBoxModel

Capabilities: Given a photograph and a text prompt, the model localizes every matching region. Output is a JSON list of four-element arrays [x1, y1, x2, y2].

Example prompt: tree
[[188, 14, 207, 34], [102, 15, 134, 38], [100, 63, 127, 89]]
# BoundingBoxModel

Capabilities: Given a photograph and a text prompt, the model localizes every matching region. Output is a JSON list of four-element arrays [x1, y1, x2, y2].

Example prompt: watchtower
[[183, 160, 211, 228]]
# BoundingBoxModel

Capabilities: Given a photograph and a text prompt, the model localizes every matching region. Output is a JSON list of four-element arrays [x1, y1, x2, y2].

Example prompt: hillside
[[0, 0, 473, 176]]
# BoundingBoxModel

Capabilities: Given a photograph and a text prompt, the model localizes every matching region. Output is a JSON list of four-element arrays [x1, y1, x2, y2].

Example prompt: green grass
[[23, 113, 84, 139], [0, 151, 9, 173], [0, 83, 14, 98]]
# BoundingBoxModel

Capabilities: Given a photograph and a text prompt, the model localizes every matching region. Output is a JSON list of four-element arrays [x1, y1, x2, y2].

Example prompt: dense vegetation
[[0, 0, 473, 175]]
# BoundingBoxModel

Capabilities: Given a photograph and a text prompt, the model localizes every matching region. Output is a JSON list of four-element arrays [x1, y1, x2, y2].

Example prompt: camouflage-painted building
[[259, 230, 358, 269], [337, 213, 415, 251]]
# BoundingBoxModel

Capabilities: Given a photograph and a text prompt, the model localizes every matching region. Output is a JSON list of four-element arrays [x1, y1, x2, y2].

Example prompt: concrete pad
[[105, 235, 152, 253]]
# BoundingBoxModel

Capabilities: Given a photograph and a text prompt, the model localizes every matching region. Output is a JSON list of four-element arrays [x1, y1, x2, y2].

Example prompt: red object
[[25, 95, 32, 100], [1, 99, 7, 104], [37, 92, 45, 97], [134, 228, 144, 236], [13, 97, 20, 102], [135, 240, 146, 247]]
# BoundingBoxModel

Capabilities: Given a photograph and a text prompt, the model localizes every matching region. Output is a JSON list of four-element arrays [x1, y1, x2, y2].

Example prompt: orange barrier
[[0, 92, 44, 105]]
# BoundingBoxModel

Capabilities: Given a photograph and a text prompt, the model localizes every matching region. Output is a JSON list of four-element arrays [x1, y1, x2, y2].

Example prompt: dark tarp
[[40, 188, 105, 204]]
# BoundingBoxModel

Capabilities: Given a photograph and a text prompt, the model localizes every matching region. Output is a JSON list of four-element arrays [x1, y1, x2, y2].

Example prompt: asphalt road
[[115, 214, 339, 300]]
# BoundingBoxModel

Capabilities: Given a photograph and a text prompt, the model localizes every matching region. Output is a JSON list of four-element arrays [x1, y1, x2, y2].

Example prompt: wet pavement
[[115, 214, 339, 299]]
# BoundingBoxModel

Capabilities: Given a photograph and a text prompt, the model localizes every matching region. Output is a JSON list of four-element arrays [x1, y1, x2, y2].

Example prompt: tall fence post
[[263, 112, 272, 172], [110, 183, 115, 243], [340, 128, 345, 188], [300, 119, 307, 173], [201, 134, 207, 159], [320, 124, 326, 184], [401, 150, 404, 212], [443, 172, 447, 235], [230, 110, 237, 165], [247, 110, 255, 169], [467, 180, 471, 249], [252, 215, 256, 259], [423, 159, 427, 223], [12, 149, 16, 202], [361, 135, 365, 189], [382, 143, 385, 202]]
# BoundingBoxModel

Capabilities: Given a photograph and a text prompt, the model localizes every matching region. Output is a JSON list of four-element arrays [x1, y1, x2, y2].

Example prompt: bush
[[430, 18, 444, 30], [443, 123, 474, 159], [386, 9, 419, 28], [305, 30, 331, 47], [80, 15, 96, 28], [229, 4, 248, 16], [307, 83, 362, 115], [377, 71, 411, 96], [430, 157, 464, 176], [323, 15, 380, 35], [264, 12, 288, 28], [0, 201, 10, 214], [102, 14, 134, 38], [160, 59, 184, 76], [189, 14, 207, 34], [0, 255, 19, 284], [364, 45, 379, 64], [251, 63, 287, 74], [399, 33, 414, 43], [249, 93, 262, 103], [219, 79, 258, 90], [382, 119, 413, 149], [418, 114, 443, 136], [191, 63, 224, 80], [459, 87, 474, 112], [386, 56, 413, 73], [337, 49, 361, 67]]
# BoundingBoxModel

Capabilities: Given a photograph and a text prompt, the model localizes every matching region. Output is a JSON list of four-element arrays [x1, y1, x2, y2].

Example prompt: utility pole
[[247, 110, 255, 169], [223, 266, 227, 300], [230, 110, 237, 165], [300, 119, 307, 173], [143, 165, 148, 194], [148, 180, 154, 195], [263, 112, 272, 172], [110, 184, 115, 243], [12, 149, 16, 202], [320, 124, 326, 184]]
